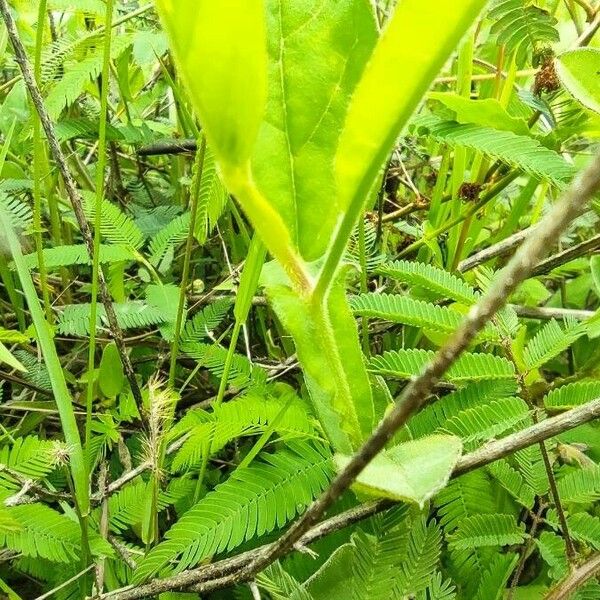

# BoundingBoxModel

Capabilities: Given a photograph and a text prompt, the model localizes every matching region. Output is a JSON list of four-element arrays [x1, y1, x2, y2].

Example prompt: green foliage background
[[0, 1, 598, 599]]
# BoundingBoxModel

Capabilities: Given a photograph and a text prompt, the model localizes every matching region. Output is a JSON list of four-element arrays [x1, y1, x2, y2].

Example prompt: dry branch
[[532, 232, 600, 276], [97, 395, 600, 599], [458, 226, 536, 272], [545, 553, 600, 600], [235, 150, 600, 583]]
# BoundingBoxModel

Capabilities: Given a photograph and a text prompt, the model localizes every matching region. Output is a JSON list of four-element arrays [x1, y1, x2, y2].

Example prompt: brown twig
[[137, 138, 197, 156], [511, 305, 594, 321], [545, 553, 600, 600], [0, 370, 53, 397], [458, 226, 537, 272], [532, 232, 600, 276], [0, 0, 143, 406], [233, 151, 600, 584], [508, 502, 548, 598], [97, 395, 600, 599]]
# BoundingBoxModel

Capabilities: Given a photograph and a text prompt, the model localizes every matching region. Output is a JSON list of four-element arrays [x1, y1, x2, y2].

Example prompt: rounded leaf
[[555, 48, 600, 115]]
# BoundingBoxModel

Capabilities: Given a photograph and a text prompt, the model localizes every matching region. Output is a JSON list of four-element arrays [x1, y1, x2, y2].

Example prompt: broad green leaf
[[156, 0, 378, 275], [335, 0, 487, 225], [155, 0, 267, 166], [98, 342, 124, 398], [0, 341, 26, 372], [429, 92, 529, 135], [250, 0, 377, 261], [555, 49, 600, 115], [263, 262, 373, 452], [146, 283, 181, 341], [334, 435, 462, 506]]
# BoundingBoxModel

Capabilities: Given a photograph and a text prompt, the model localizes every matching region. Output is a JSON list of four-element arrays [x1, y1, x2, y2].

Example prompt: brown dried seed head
[[459, 182, 482, 201], [534, 58, 560, 96]]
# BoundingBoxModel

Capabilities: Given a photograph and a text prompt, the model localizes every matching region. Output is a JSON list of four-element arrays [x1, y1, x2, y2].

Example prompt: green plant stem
[[193, 237, 266, 501], [314, 295, 363, 447], [169, 136, 207, 388], [446, 33, 473, 268], [32, 0, 51, 322], [313, 198, 366, 302], [214, 320, 243, 410], [398, 170, 518, 258], [85, 0, 114, 448], [358, 218, 370, 356], [191, 319, 242, 504]]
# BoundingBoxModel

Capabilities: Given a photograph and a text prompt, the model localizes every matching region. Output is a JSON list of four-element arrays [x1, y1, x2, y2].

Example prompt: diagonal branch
[[234, 150, 600, 583], [97, 395, 600, 600], [458, 225, 537, 272], [545, 553, 600, 600], [532, 231, 600, 275], [0, 0, 142, 405]]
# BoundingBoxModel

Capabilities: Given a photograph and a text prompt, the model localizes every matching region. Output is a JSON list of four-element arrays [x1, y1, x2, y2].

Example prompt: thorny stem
[[0, 0, 143, 406], [233, 150, 600, 584], [96, 393, 600, 600], [545, 553, 600, 600]]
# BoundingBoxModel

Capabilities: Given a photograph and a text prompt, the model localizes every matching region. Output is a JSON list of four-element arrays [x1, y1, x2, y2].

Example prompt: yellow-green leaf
[[0, 341, 26, 372], [155, 0, 267, 166], [429, 92, 530, 135], [334, 434, 463, 506], [555, 48, 600, 115], [336, 0, 487, 220]]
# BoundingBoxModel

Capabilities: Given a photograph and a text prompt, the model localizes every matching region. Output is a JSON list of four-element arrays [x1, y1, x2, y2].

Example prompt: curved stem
[[169, 136, 207, 388], [85, 0, 114, 448]]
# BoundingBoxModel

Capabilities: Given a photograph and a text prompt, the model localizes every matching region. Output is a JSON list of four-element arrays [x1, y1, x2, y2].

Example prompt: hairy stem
[[235, 150, 600, 581]]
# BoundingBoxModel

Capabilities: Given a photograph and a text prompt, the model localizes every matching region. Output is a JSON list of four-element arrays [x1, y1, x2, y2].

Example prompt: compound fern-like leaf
[[133, 442, 333, 582]]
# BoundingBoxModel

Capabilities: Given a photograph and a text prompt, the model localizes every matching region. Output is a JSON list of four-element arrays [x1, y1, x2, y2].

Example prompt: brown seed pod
[[459, 182, 482, 202], [534, 56, 560, 96]]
